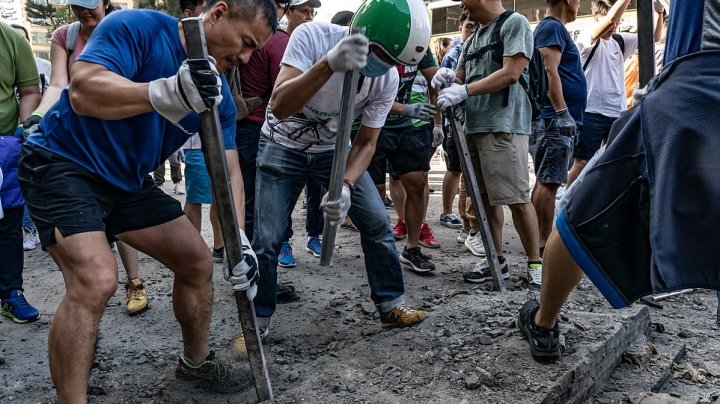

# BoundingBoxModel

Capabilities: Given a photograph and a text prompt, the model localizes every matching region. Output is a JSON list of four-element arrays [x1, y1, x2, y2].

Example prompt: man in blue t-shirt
[[518, 0, 720, 364], [530, 0, 587, 288], [17, 1, 276, 398]]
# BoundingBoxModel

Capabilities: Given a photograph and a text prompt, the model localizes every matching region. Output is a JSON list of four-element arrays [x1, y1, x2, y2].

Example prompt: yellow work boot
[[231, 326, 268, 360], [125, 278, 148, 316], [380, 305, 428, 328]]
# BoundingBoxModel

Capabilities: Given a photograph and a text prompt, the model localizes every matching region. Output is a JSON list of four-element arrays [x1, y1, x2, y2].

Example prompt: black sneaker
[[400, 246, 436, 273], [462, 257, 509, 283], [175, 351, 243, 393], [276, 284, 299, 304], [383, 197, 395, 210], [517, 299, 561, 363], [212, 247, 224, 263]]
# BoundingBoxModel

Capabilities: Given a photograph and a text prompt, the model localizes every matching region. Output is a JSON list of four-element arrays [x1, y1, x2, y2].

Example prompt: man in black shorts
[[18, 1, 275, 398]]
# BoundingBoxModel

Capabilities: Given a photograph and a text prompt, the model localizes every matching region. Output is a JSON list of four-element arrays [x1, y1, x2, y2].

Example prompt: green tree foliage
[[139, 0, 182, 17], [25, 0, 75, 34]]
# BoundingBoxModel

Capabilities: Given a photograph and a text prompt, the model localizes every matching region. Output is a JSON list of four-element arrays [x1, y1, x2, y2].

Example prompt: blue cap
[[67, 0, 101, 9]]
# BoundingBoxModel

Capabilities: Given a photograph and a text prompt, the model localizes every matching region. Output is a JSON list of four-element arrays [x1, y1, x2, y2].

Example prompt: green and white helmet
[[350, 0, 431, 66]]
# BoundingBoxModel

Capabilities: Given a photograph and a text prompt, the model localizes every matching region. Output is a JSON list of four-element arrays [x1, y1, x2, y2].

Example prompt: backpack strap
[[612, 33, 625, 54], [584, 34, 627, 71], [582, 39, 602, 71], [66, 22, 81, 56]]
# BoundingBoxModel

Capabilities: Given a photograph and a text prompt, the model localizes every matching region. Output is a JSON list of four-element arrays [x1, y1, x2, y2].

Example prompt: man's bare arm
[[18, 85, 41, 123], [344, 125, 380, 187], [225, 149, 246, 230], [466, 54, 529, 96], [70, 62, 153, 120], [539, 47, 567, 112], [270, 62, 334, 120]]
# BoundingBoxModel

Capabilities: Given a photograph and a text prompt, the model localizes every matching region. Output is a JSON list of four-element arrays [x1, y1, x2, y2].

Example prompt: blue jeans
[[236, 120, 324, 240], [252, 138, 405, 322], [22, 206, 35, 230]]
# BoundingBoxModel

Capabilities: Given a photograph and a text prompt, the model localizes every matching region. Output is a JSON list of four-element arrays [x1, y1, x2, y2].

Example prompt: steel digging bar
[[319, 28, 364, 267], [181, 17, 272, 402], [446, 106, 507, 293], [637, 0, 655, 87]]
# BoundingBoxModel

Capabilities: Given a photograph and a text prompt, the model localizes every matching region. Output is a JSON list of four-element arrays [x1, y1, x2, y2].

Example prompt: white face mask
[[361, 51, 393, 78]]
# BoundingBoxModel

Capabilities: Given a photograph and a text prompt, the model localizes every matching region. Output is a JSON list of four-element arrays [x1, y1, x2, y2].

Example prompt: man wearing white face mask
[[242, 0, 432, 345]]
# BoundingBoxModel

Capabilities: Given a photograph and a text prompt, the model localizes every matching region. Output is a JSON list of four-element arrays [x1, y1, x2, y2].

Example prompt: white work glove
[[327, 33, 369, 73], [431, 67, 457, 90], [223, 229, 259, 299], [632, 85, 649, 105], [321, 184, 352, 227], [402, 103, 436, 120], [438, 83, 469, 109], [168, 149, 185, 165], [148, 56, 223, 124], [432, 124, 444, 148]]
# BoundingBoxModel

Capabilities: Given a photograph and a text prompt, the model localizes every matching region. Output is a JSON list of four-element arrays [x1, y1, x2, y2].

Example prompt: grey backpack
[[66, 22, 81, 55]]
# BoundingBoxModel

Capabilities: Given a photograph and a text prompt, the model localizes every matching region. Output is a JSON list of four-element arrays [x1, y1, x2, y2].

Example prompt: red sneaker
[[392, 219, 407, 240], [419, 222, 441, 249]]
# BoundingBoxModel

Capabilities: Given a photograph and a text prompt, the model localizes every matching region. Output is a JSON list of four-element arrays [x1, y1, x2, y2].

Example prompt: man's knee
[[65, 260, 119, 309], [400, 172, 426, 195], [176, 248, 213, 283]]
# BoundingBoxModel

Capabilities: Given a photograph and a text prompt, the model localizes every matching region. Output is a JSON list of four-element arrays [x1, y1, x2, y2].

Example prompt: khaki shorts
[[466, 132, 530, 206]]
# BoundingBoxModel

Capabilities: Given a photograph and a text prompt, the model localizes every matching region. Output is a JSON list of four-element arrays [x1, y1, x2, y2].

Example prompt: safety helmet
[[350, 0, 431, 66]]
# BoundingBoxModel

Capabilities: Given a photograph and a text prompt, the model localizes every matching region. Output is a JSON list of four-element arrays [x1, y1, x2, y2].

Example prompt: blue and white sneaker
[[439, 213, 463, 229], [305, 237, 322, 258], [278, 241, 296, 268], [1, 290, 40, 324]]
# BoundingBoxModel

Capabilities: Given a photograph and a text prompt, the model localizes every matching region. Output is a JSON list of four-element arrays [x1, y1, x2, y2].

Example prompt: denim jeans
[[252, 137, 405, 322], [22, 205, 35, 230], [236, 120, 291, 242]]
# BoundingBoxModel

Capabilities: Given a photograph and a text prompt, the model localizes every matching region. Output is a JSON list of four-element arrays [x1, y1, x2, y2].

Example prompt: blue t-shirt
[[27, 10, 237, 192], [534, 16, 587, 124], [664, 0, 720, 64]]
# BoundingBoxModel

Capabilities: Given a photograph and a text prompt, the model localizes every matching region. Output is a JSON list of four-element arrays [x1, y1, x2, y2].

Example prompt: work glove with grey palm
[[327, 33, 369, 72], [432, 124, 444, 148], [555, 108, 578, 138], [431, 67, 457, 90], [321, 184, 352, 227], [148, 56, 223, 124], [224, 229, 259, 299], [402, 103, 436, 120]]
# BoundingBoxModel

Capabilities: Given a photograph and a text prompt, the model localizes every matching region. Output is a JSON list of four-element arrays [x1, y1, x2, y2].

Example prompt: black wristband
[[343, 179, 356, 194]]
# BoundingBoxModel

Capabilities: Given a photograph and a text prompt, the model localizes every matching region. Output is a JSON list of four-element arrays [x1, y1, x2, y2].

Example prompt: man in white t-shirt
[[248, 0, 432, 339], [567, 0, 663, 185]]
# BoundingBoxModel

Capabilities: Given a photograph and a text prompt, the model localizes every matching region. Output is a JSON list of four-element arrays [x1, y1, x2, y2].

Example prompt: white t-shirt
[[261, 22, 399, 153], [576, 32, 638, 118], [183, 134, 201, 150], [35, 57, 51, 94]]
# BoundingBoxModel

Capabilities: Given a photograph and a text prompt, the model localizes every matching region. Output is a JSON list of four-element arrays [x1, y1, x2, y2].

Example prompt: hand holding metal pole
[[181, 17, 272, 402]]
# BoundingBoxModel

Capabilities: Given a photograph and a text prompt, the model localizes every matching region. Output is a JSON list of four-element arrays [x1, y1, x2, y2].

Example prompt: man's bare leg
[[47, 230, 119, 403], [118, 216, 213, 362], [531, 182, 560, 247], [566, 158, 587, 188], [481, 192, 504, 253], [508, 202, 542, 262], [534, 231, 584, 328], [399, 171, 426, 249], [117, 241, 139, 280], [441, 170, 460, 216], [184, 202, 202, 232], [389, 178, 405, 220], [209, 202, 224, 250]]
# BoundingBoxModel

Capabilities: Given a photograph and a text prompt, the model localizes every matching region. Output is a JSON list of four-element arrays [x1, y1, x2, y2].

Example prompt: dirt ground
[[2, 158, 719, 403]]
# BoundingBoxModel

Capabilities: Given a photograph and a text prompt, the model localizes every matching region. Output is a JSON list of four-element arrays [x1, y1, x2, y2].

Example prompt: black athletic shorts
[[18, 145, 184, 248], [442, 128, 462, 173], [367, 125, 432, 185]]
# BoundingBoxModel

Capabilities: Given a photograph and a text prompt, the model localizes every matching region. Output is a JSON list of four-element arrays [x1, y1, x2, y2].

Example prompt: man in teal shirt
[[434, 0, 542, 285]]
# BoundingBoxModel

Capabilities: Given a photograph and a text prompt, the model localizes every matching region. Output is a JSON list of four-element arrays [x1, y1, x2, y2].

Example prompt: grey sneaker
[[464, 232, 486, 257], [462, 257, 509, 283]]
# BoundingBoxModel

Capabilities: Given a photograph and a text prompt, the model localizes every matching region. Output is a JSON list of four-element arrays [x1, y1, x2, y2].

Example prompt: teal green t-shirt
[[0, 22, 39, 135], [457, 12, 533, 135], [383, 50, 437, 129]]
